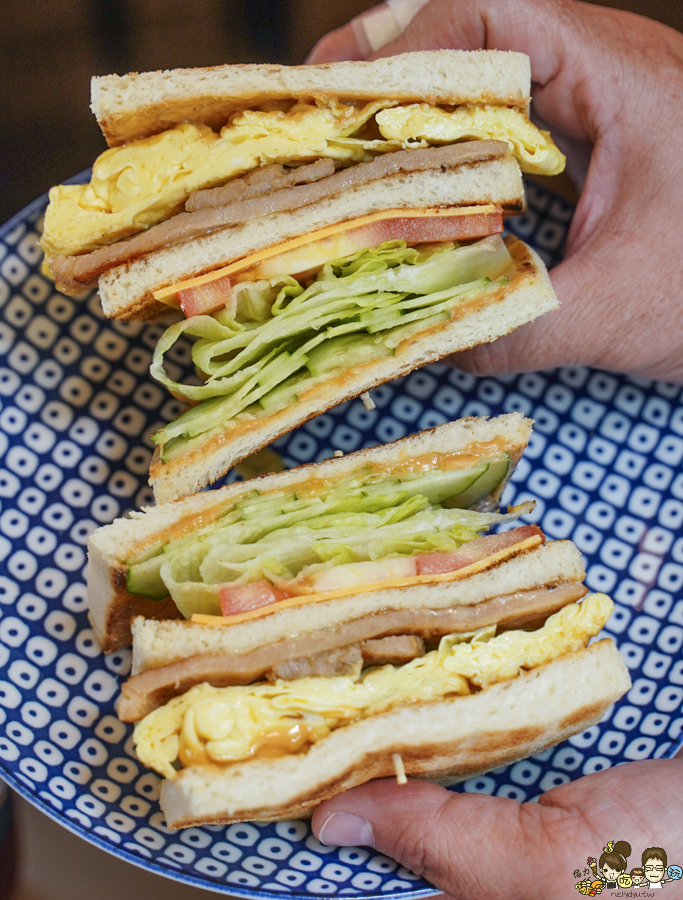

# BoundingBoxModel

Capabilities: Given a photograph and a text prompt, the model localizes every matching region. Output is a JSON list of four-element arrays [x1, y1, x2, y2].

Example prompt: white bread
[[159, 639, 631, 827], [148, 235, 556, 503], [98, 156, 525, 320], [87, 413, 533, 652], [92, 51, 532, 147], [131, 540, 585, 674]]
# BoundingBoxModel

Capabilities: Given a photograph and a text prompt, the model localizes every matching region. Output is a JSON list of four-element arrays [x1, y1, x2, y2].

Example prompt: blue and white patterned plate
[[0, 179, 682, 899]]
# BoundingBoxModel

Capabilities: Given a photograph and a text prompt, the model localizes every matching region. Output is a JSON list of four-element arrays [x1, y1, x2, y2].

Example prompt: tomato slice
[[176, 209, 502, 316], [415, 525, 544, 575], [237, 210, 503, 283], [178, 275, 232, 317], [219, 579, 284, 617]]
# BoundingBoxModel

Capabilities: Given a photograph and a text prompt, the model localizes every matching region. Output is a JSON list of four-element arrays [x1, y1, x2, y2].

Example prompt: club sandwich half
[[86, 414, 630, 827], [43, 51, 564, 502]]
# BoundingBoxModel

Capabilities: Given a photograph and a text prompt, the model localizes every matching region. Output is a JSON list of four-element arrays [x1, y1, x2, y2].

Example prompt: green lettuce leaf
[[151, 236, 512, 445], [128, 444, 530, 613]]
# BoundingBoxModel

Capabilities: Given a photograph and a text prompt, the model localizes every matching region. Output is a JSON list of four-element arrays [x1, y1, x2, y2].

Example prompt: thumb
[[448, 254, 595, 377], [312, 778, 543, 900], [307, 0, 572, 85], [306, 0, 597, 175]]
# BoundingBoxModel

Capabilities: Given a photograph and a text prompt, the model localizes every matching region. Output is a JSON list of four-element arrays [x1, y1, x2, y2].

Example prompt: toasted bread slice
[[159, 640, 630, 828], [92, 50, 531, 147]]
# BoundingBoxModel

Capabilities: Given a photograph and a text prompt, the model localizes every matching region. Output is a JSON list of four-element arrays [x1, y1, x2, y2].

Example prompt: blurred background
[[1, 0, 683, 226]]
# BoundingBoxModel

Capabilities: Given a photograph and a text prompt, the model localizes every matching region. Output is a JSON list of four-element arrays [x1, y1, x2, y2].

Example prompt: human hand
[[311, 757, 683, 900], [308, 0, 683, 383]]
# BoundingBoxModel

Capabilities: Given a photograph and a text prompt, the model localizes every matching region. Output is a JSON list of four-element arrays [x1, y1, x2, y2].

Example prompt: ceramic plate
[[0, 179, 682, 898]]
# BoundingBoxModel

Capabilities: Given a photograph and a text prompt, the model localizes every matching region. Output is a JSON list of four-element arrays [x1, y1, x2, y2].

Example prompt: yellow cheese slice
[[153, 205, 497, 301], [190, 532, 543, 628]]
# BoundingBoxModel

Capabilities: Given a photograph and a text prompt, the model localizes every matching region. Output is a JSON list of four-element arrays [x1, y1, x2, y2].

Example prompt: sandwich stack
[[43, 50, 628, 830], [88, 414, 630, 827], [44, 51, 564, 500]]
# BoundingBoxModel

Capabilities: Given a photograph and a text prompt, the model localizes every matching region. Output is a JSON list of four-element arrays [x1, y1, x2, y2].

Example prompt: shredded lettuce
[[151, 236, 511, 447], [161, 502, 528, 618], [126, 458, 530, 617]]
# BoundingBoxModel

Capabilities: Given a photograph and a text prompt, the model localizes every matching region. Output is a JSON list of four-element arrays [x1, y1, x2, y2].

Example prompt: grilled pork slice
[[119, 580, 587, 721], [51, 143, 511, 292]]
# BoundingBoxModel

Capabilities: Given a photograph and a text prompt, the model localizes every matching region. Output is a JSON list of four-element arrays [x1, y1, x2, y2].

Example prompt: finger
[[307, 1, 432, 63], [448, 251, 596, 376], [306, 20, 365, 63], [455, 226, 683, 382], [312, 778, 546, 900], [307, 0, 612, 146], [539, 758, 683, 834]]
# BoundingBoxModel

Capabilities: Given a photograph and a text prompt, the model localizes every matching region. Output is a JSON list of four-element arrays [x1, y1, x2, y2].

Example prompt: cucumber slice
[[321, 480, 407, 515], [259, 372, 313, 413], [306, 333, 394, 378], [161, 423, 222, 463], [126, 553, 168, 600], [127, 542, 164, 566], [154, 392, 229, 444], [160, 402, 266, 462], [443, 454, 510, 509], [256, 350, 292, 386], [383, 311, 450, 349], [360, 307, 404, 333], [399, 462, 490, 505]]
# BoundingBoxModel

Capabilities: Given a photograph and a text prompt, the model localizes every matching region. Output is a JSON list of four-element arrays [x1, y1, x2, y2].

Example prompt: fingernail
[[318, 812, 375, 848], [353, 0, 431, 54]]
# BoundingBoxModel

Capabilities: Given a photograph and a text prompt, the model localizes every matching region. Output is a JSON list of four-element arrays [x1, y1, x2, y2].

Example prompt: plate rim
[[1, 176, 682, 897]]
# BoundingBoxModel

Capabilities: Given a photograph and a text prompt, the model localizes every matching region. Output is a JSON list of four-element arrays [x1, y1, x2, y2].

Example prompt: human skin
[[309, 8, 683, 884], [307, 0, 683, 383], [311, 758, 683, 900], [308, 7, 683, 891]]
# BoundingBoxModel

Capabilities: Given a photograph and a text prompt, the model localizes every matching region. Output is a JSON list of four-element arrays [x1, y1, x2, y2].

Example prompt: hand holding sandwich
[[309, 0, 683, 383], [47, 48, 565, 500], [312, 756, 683, 900]]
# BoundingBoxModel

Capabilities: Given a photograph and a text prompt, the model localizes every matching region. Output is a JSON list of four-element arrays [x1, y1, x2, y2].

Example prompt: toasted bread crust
[[92, 51, 532, 146], [159, 640, 631, 827]]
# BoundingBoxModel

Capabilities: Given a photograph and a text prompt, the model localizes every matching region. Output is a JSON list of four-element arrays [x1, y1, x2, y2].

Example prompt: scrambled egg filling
[[134, 594, 612, 780], [43, 100, 565, 260], [376, 104, 565, 176]]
